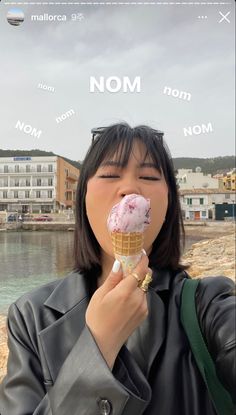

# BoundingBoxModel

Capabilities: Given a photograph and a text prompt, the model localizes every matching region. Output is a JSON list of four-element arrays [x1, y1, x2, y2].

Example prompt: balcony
[[1, 197, 55, 203], [4, 185, 54, 189], [0, 169, 55, 175], [64, 200, 75, 207], [66, 172, 78, 181]]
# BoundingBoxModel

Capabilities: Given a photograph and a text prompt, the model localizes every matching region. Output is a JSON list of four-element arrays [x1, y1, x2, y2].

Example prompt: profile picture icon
[[7, 8, 24, 26]]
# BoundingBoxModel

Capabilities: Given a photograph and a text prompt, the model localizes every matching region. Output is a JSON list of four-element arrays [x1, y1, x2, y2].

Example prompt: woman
[[0, 123, 235, 415]]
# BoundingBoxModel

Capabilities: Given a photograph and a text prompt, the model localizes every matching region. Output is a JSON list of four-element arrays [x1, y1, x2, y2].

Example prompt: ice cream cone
[[111, 231, 143, 256], [111, 231, 144, 276], [107, 194, 151, 276]]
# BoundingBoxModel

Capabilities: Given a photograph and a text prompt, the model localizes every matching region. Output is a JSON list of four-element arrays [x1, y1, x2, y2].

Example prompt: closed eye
[[98, 175, 160, 180], [98, 175, 119, 178], [140, 176, 160, 181]]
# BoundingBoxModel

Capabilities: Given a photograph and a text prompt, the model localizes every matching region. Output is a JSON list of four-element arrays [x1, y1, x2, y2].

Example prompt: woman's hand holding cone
[[85, 252, 151, 369]]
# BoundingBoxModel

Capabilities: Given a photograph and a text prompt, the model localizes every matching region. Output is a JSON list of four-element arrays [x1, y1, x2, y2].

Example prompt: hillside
[[0, 150, 234, 175], [173, 156, 235, 175]]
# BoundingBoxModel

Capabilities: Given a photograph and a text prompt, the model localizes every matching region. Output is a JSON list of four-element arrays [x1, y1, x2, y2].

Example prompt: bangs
[[87, 123, 166, 179]]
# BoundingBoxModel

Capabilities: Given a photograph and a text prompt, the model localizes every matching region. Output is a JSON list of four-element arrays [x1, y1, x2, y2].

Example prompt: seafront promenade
[[0, 222, 235, 383], [0, 219, 233, 232], [0, 212, 75, 232]]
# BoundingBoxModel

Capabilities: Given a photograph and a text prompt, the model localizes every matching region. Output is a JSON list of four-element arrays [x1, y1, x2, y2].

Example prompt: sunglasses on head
[[91, 126, 164, 144], [91, 127, 106, 143]]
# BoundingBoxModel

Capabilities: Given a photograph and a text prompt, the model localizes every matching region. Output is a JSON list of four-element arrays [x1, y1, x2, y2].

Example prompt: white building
[[180, 189, 236, 220], [176, 168, 219, 190], [0, 156, 57, 213]]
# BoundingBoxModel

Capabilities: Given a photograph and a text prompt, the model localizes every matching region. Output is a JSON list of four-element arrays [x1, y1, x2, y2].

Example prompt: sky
[[0, 1, 235, 162]]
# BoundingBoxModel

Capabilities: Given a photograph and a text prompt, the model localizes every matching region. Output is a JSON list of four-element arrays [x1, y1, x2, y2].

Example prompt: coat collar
[[43, 268, 175, 315], [43, 271, 89, 314], [150, 267, 174, 291]]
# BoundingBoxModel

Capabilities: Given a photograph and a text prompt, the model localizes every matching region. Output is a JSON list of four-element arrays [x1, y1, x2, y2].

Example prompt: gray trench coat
[[0, 268, 235, 415]]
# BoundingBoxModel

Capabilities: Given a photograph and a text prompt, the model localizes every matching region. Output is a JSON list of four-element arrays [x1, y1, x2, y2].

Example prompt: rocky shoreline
[[0, 315, 7, 384], [182, 233, 235, 281], [0, 225, 235, 383]]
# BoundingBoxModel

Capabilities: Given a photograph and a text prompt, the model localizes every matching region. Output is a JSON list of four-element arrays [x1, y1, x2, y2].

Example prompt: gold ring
[[140, 286, 149, 293], [138, 272, 152, 287], [139, 272, 153, 292], [130, 272, 142, 286], [145, 272, 153, 284]]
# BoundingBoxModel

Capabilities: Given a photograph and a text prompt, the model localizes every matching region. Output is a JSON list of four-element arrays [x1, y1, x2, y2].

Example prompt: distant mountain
[[0, 150, 234, 175], [0, 149, 81, 170], [172, 156, 235, 175]]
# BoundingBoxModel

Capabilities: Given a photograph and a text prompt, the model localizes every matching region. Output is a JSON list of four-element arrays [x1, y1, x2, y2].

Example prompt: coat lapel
[[38, 269, 174, 383], [125, 268, 172, 377], [125, 289, 165, 377], [38, 272, 90, 383]]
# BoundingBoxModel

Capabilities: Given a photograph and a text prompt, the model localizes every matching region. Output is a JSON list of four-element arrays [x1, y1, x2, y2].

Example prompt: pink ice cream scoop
[[107, 194, 151, 275], [107, 194, 151, 233]]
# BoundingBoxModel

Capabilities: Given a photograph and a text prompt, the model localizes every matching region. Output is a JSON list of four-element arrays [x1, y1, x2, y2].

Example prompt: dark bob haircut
[[74, 123, 186, 281]]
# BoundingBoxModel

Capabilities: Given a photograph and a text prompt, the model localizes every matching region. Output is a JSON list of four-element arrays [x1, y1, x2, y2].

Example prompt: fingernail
[[142, 249, 147, 255], [112, 259, 121, 273]]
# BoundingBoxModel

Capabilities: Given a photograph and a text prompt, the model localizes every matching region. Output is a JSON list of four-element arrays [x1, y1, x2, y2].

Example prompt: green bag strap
[[180, 278, 236, 415]]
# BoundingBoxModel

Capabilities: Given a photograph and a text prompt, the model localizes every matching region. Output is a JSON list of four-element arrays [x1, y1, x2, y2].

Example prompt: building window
[[202, 211, 206, 217], [48, 190, 53, 198], [48, 178, 53, 186], [25, 191, 30, 199], [65, 168, 69, 177], [37, 165, 41, 172], [225, 193, 230, 199], [26, 165, 31, 172], [4, 165, 8, 173], [48, 164, 53, 172], [36, 191, 41, 198], [14, 191, 18, 198], [15, 179, 19, 187], [3, 178, 8, 187], [37, 179, 41, 186], [15, 165, 20, 173], [187, 198, 192, 205], [26, 179, 30, 186], [66, 192, 72, 201], [3, 191, 7, 199], [200, 198, 204, 205]]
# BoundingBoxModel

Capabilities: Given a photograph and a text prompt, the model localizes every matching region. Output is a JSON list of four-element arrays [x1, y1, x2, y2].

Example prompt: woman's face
[[85, 140, 169, 259]]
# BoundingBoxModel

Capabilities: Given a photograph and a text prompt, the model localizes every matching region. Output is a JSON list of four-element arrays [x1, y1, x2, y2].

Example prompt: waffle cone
[[111, 231, 144, 256]]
